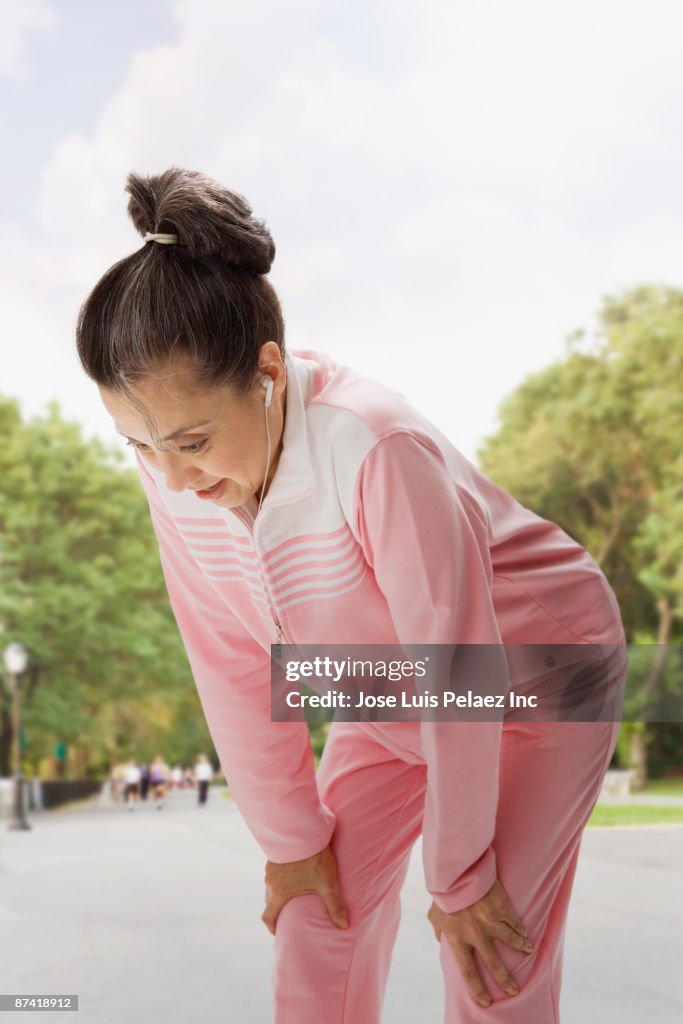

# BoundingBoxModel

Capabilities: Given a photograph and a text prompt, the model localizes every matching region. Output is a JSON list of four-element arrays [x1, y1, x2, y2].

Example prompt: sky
[[1, 0, 682, 466]]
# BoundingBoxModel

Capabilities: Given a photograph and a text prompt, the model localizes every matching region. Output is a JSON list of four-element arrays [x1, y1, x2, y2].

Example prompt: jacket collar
[[258, 349, 316, 510]]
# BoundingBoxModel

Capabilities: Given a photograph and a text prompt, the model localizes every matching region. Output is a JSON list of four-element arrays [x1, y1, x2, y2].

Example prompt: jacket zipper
[[230, 502, 286, 662]]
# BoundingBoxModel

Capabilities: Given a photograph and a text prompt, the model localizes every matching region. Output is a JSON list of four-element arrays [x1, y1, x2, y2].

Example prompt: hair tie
[[143, 232, 179, 245]]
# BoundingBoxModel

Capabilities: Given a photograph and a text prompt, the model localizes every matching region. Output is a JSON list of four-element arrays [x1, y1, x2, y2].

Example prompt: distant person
[[139, 761, 150, 801], [183, 767, 195, 788], [194, 754, 214, 806], [171, 765, 183, 789], [110, 761, 127, 803], [124, 760, 141, 810], [149, 755, 169, 809]]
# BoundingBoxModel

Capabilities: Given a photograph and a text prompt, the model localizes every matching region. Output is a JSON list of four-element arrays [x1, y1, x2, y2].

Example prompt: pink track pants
[[271, 716, 621, 1023]]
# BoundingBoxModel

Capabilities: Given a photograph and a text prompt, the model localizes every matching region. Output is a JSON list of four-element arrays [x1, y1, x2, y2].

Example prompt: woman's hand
[[427, 877, 534, 1009], [261, 843, 349, 935]]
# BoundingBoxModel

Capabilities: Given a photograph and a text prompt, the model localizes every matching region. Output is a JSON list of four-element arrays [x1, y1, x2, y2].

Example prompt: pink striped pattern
[[263, 524, 368, 611], [175, 518, 368, 614], [176, 519, 268, 608]]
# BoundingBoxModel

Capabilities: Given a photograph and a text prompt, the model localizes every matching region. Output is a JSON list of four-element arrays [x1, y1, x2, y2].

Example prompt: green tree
[[477, 284, 683, 786], [0, 397, 216, 777]]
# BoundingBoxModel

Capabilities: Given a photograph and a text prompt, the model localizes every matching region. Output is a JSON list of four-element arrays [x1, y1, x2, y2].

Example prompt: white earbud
[[260, 375, 274, 408], [257, 375, 274, 516]]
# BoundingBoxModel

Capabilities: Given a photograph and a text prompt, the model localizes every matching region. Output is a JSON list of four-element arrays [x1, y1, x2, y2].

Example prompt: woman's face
[[98, 345, 286, 510]]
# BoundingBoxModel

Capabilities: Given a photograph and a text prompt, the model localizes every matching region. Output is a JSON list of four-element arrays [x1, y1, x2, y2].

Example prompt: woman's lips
[[195, 479, 227, 500]]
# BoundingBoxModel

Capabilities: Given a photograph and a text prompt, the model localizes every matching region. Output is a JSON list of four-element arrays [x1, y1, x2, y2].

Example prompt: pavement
[[0, 788, 681, 1023]]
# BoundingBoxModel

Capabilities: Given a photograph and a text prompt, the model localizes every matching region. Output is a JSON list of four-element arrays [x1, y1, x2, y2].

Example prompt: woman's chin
[[212, 492, 237, 507], [212, 484, 246, 508]]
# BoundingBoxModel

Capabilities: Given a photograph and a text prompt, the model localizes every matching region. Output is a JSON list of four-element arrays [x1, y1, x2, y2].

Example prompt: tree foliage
[[477, 284, 683, 775], [0, 398, 215, 776]]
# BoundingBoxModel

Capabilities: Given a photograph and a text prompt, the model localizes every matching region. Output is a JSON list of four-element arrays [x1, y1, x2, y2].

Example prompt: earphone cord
[[257, 399, 272, 516]]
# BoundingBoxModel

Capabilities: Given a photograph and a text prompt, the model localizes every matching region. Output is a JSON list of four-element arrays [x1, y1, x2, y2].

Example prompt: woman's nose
[[156, 452, 197, 493]]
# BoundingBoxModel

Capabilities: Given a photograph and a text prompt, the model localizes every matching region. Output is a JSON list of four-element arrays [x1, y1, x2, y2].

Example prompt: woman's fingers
[[447, 939, 493, 1009], [508, 913, 528, 938], [261, 844, 349, 934], [477, 936, 521, 999], [262, 884, 319, 934], [426, 901, 442, 942], [495, 920, 535, 954], [492, 881, 533, 940], [260, 890, 282, 936], [485, 880, 534, 953], [314, 846, 349, 928], [264, 885, 347, 934], [446, 932, 522, 1007], [426, 903, 442, 942], [319, 881, 349, 929]]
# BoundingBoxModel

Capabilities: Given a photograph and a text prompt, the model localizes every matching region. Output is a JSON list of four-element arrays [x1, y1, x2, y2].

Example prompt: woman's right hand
[[261, 843, 349, 935]]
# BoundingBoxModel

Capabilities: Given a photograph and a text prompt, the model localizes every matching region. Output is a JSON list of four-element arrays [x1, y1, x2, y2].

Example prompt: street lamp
[[3, 642, 31, 831]]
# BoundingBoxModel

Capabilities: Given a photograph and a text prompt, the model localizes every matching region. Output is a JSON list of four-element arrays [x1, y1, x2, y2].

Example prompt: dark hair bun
[[125, 166, 275, 275]]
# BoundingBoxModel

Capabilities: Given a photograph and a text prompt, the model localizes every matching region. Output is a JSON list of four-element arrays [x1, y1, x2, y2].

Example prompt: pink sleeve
[[354, 431, 508, 914], [134, 452, 336, 863]]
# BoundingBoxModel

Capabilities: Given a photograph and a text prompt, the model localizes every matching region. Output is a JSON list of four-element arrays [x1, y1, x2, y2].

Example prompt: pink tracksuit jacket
[[133, 347, 625, 916]]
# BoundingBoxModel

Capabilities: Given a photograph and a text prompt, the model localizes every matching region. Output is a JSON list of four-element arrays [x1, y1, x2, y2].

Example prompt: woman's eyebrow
[[116, 420, 215, 442], [159, 421, 215, 441]]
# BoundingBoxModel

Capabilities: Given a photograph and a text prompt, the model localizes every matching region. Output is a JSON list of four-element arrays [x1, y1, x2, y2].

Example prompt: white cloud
[[3, 0, 683, 462], [0, 0, 55, 82]]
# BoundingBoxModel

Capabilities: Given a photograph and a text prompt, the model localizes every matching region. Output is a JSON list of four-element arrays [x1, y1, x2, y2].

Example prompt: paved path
[[0, 789, 681, 1023]]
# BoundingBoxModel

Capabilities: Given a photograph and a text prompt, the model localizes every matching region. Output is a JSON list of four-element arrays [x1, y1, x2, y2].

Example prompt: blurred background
[[1, 2, 682, 1021]]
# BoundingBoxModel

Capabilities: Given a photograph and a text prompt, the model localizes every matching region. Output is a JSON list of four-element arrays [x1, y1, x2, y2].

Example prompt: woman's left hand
[[427, 877, 534, 1009]]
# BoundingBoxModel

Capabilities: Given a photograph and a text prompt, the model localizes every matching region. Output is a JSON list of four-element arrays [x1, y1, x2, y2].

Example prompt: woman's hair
[[75, 166, 285, 437]]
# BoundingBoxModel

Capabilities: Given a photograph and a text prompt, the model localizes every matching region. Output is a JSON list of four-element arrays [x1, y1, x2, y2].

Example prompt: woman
[[149, 754, 169, 810], [76, 167, 627, 1022], [194, 753, 214, 806], [123, 759, 141, 810]]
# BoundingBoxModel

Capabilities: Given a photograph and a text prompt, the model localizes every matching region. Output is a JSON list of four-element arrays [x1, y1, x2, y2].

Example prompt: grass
[[588, 803, 683, 827]]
